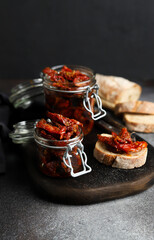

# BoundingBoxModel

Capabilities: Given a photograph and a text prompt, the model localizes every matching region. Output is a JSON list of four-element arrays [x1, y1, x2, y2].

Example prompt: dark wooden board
[[25, 124, 154, 205]]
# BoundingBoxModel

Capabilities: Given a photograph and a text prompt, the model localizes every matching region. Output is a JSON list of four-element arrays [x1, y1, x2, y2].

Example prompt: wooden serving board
[[25, 124, 154, 205]]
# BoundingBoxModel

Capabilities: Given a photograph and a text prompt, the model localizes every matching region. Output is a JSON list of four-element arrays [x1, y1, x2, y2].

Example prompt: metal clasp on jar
[[63, 141, 92, 177], [83, 84, 106, 120]]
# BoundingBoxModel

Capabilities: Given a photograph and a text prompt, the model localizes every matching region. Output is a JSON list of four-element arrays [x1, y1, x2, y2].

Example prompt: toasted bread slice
[[124, 114, 154, 133], [94, 134, 148, 169], [96, 74, 142, 110], [115, 101, 154, 115]]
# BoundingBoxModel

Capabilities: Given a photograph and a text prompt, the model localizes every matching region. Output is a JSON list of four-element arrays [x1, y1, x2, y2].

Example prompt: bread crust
[[96, 74, 142, 106], [124, 114, 154, 133], [93, 134, 148, 169], [115, 101, 154, 115]]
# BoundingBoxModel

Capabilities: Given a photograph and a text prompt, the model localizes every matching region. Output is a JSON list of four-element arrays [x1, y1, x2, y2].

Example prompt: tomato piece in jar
[[42, 65, 90, 87], [35, 112, 84, 177], [36, 112, 82, 141]]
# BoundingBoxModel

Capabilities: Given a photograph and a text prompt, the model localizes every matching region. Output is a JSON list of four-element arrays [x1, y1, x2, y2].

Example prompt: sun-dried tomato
[[47, 112, 83, 128], [42, 65, 90, 88], [36, 118, 66, 139], [98, 128, 147, 153], [36, 112, 82, 141], [61, 65, 72, 73], [42, 67, 54, 75]]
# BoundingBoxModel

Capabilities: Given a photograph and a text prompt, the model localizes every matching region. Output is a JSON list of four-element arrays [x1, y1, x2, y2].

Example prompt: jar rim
[[52, 64, 95, 75], [41, 64, 96, 93], [34, 125, 83, 149]]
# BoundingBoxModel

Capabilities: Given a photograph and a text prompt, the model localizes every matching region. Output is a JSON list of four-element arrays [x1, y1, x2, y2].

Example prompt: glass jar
[[42, 65, 106, 135], [34, 125, 91, 178]]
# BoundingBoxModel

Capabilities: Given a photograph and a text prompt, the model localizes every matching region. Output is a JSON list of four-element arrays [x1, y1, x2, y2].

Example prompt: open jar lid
[[9, 120, 38, 144], [9, 78, 43, 109]]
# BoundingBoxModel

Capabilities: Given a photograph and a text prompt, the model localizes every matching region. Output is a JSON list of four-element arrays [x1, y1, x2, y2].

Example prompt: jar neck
[[41, 65, 96, 93], [34, 127, 83, 149]]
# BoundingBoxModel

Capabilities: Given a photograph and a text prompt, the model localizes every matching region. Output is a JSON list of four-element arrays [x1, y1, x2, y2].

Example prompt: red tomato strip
[[97, 128, 147, 153], [36, 112, 82, 141], [42, 65, 90, 88]]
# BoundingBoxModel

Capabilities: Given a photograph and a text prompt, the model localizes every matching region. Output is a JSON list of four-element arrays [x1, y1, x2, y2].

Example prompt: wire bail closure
[[83, 84, 106, 120], [63, 141, 92, 177]]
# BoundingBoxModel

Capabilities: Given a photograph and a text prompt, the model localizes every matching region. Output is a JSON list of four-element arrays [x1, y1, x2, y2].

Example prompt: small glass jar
[[42, 65, 106, 135], [34, 125, 91, 178]]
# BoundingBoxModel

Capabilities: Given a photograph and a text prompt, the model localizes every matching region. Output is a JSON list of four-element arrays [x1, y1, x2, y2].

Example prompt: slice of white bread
[[115, 101, 154, 115], [124, 114, 154, 133], [96, 74, 142, 110], [94, 134, 148, 169]]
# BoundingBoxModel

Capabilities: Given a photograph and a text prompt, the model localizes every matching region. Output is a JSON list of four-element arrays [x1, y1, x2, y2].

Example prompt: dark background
[[1, 0, 154, 81]]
